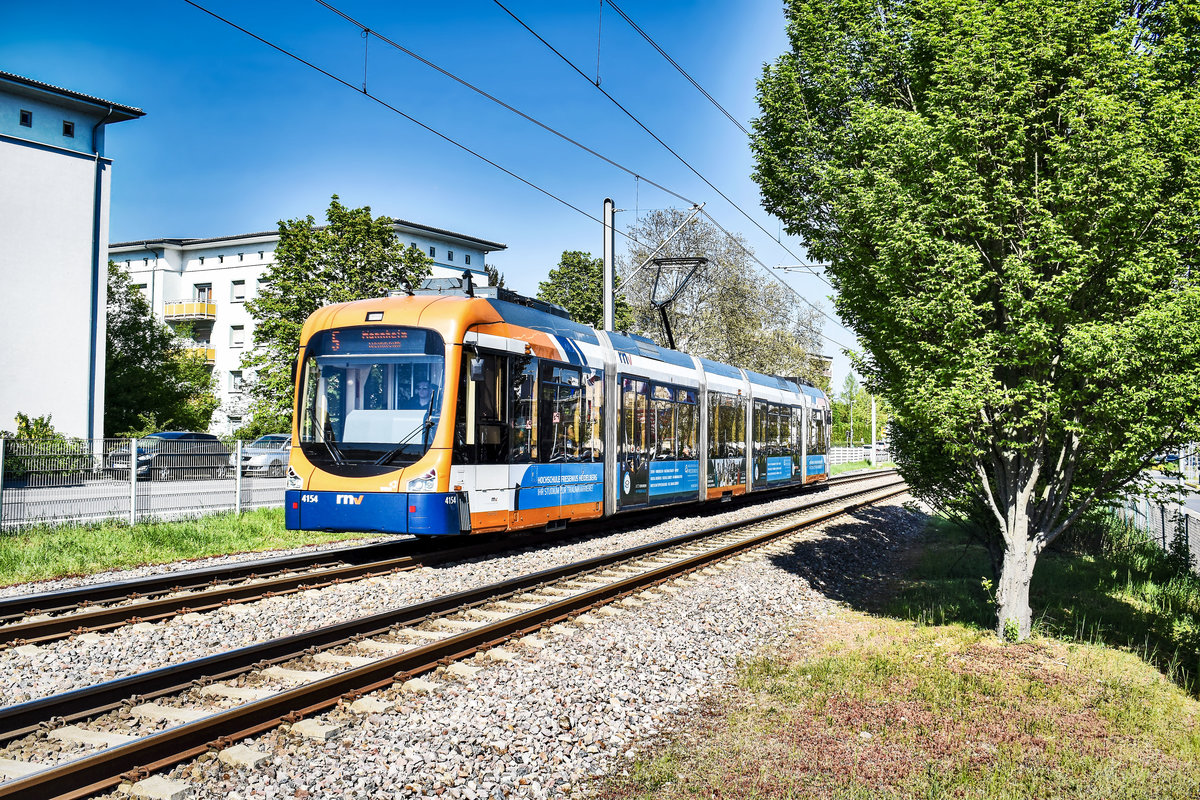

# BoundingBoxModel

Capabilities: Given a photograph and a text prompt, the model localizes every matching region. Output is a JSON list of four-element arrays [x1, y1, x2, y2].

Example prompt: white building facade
[[110, 222, 505, 434], [0, 71, 142, 439]]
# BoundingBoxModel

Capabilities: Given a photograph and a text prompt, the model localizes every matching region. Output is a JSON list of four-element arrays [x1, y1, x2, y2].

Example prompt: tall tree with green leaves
[[536, 250, 635, 330], [242, 196, 432, 433], [104, 262, 217, 436], [754, 0, 1200, 639]]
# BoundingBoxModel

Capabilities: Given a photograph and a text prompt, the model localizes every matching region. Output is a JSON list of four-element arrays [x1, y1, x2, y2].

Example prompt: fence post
[[234, 439, 243, 516], [129, 437, 137, 527], [0, 438, 5, 530]]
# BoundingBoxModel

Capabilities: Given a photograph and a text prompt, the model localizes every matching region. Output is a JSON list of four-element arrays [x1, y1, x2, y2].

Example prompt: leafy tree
[[620, 210, 826, 381], [242, 196, 433, 431], [831, 374, 890, 447], [484, 263, 507, 288], [753, 0, 1200, 639], [104, 262, 217, 436], [536, 250, 636, 330]]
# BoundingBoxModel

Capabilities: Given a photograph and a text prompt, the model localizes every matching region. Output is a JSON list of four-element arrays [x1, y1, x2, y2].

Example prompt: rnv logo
[[336, 494, 364, 505]]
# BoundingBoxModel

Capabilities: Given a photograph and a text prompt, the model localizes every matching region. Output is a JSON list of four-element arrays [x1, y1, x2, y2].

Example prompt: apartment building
[[0, 71, 142, 439], [110, 222, 505, 434]]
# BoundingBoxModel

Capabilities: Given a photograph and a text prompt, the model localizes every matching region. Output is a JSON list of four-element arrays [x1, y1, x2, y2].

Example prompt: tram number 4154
[[301, 494, 319, 503]]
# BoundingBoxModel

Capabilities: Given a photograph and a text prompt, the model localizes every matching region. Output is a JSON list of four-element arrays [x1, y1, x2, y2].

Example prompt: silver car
[[240, 434, 291, 477]]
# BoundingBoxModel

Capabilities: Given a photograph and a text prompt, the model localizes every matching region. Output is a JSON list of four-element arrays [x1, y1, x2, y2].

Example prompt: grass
[[0, 509, 377, 587], [831, 460, 895, 476], [599, 513, 1200, 800]]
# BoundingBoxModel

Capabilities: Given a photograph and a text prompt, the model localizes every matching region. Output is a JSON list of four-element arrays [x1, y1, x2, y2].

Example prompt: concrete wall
[[0, 138, 108, 438]]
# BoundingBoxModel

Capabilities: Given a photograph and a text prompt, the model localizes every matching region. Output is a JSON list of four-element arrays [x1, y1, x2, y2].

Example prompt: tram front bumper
[[285, 490, 471, 535]]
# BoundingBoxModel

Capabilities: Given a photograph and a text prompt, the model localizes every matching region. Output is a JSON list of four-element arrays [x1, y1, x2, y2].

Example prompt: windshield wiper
[[306, 406, 345, 465], [373, 418, 435, 466]]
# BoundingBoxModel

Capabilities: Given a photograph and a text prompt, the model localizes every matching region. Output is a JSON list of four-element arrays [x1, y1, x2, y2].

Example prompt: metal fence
[[828, 445, 890, 466], [0, 437, 286, 531], [1113, 494, 1200, 572]]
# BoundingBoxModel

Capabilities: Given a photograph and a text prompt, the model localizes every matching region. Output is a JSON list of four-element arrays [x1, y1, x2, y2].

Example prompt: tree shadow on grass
[[769, 503, 1200, 694]]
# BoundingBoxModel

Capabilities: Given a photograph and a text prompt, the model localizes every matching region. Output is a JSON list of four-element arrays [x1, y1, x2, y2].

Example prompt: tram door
[[618, 377, 650, 507], [453, 351, 512, 532]]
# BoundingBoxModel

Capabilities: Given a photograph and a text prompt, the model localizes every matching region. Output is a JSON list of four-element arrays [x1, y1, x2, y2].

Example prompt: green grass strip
[[0, 509, 374, 588]]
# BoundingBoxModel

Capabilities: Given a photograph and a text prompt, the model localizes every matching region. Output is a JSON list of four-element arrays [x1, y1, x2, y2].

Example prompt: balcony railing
[[164, 300, 217, 321], [185, 346, 216, 365]]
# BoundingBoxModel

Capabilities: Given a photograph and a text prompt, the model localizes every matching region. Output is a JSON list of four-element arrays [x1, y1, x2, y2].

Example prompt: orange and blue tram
[[284, 280, 831, 536]]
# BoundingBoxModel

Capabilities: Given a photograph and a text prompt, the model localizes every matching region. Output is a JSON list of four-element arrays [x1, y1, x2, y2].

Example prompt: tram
[[284, 277, 831, 536]]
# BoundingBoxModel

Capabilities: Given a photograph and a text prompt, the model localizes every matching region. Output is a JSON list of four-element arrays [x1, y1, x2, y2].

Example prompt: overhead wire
[[603, 0, 751, 137], [308, 0, 852, 346], [491, 0, 830, 287], [179, 0, 853, 352]]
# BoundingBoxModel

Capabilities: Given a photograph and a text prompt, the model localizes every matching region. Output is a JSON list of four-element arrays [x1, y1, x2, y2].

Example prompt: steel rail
[[0, 470, 894, 642], [0, 477, 904, 743], [0, 481, 906, 799]]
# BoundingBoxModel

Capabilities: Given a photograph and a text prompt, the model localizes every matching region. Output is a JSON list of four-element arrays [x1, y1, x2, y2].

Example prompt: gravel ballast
[[108, 493, 924, 800]]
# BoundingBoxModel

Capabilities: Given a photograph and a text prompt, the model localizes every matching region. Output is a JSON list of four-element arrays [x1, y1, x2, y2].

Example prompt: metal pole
[[870, 396, 877, 467], [0, 439, 6, 530], [235, 439, 244, 516], [129, 437, 138, 526], [603, 198, 615, 332]]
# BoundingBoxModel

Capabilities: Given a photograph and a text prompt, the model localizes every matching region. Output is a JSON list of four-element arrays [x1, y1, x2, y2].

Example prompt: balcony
[[164, 300, 217, 321], [185, 347, 216, 365]]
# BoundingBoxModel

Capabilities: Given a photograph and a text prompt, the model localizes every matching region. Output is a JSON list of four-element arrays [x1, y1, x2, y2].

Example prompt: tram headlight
[[285, 465, 303, 490], [406, 469, 437, 492]]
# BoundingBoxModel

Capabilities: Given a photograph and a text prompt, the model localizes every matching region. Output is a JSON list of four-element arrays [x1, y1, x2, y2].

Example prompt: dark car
[[107, 432, 232, 480]]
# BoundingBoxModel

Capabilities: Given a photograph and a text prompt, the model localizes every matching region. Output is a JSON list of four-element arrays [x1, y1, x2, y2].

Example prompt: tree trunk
[[995, 535, 1036, 641]]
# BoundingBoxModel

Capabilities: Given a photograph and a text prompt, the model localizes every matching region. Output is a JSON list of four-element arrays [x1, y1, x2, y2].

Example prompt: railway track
[[0, 472, 905, 799], [0, 471, 893, 647]]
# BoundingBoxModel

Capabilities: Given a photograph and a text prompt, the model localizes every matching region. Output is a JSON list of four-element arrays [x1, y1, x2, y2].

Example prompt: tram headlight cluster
[[406, 469, 437, 492], [285, 466, 303, 490]]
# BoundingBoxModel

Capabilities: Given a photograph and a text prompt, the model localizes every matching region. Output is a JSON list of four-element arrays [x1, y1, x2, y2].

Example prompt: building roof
[[0, 71, 144, 121], [111, 219, 506, 252]]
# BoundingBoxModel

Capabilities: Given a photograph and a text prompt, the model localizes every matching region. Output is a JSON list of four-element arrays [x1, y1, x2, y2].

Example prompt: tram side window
[[710, 393, 744, 460], [651, 385, 675, 460], [753, 401, 769, 460], [778, 406, 793, 456], [510, 356, 537, 463], [454, 351, 510, 464], [582, 368, 604, 461], [676, 388, 698, 459], [539, 363, 582, 463], [620, 378, 649, 464], [707, 393, 721, 460]]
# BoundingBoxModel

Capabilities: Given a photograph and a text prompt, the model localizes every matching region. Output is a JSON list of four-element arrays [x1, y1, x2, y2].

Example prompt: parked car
[[107, 432, 232, 480], [240, 434, 291, 477]]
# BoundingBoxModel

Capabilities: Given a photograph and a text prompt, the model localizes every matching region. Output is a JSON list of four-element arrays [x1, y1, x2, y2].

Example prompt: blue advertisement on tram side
[[766, 456, 794, 482], [516, 463, 604, 509], [806, 454, 827, 477], [649, 460, 700, 497]]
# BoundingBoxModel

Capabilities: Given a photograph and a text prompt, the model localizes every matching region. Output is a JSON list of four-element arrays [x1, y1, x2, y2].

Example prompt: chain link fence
[[1113, 493, 1200, 572], [0, 437, 287, 531]]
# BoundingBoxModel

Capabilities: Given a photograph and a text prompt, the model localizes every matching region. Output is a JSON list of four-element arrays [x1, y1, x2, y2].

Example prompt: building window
[[194, 283, 213, 302], [429, 246, 436, 258], [231, 280, 246, 302], [18, 110, 31, 127], [198, 256, 205, 265], [134, 283, 147, 292], [230, 371, 244, 392], [447, 250, 454, 262], [258, 251, 265, 259], [230, 325, 245, 348], [62, 120, 74, 138], [228, 415, 243, 428], [465, 254, 471, 265], [238, 253, 244, 261], [143, 257, 149, 265], [218, 255, 224, 263], [124, 260, 130, 267]]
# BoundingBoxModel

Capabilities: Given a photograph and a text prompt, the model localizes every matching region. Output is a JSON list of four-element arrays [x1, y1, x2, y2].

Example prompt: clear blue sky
[[3, 0, 858, 388]]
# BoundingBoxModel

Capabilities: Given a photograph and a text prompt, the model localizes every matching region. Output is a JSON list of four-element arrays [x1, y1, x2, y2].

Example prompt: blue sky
[[3, 0, 858, 387]]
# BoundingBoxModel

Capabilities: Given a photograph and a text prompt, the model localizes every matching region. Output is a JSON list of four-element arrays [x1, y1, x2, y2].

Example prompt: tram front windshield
[[298, 326, 446, 468]]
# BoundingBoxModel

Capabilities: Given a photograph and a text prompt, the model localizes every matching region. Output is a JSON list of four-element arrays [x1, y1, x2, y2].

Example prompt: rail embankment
[[603, 512, 1200, 800]]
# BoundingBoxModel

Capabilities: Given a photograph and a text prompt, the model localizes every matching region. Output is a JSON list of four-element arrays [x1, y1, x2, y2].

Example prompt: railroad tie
[[48, 725, 138, 748], [0, 757, 42, 779], [125, 773, 193, 800], [311, 652, 377, 668], [261, 665, 330, 685], [130, 702, 210, 725], [197, 684, 274, 703]]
